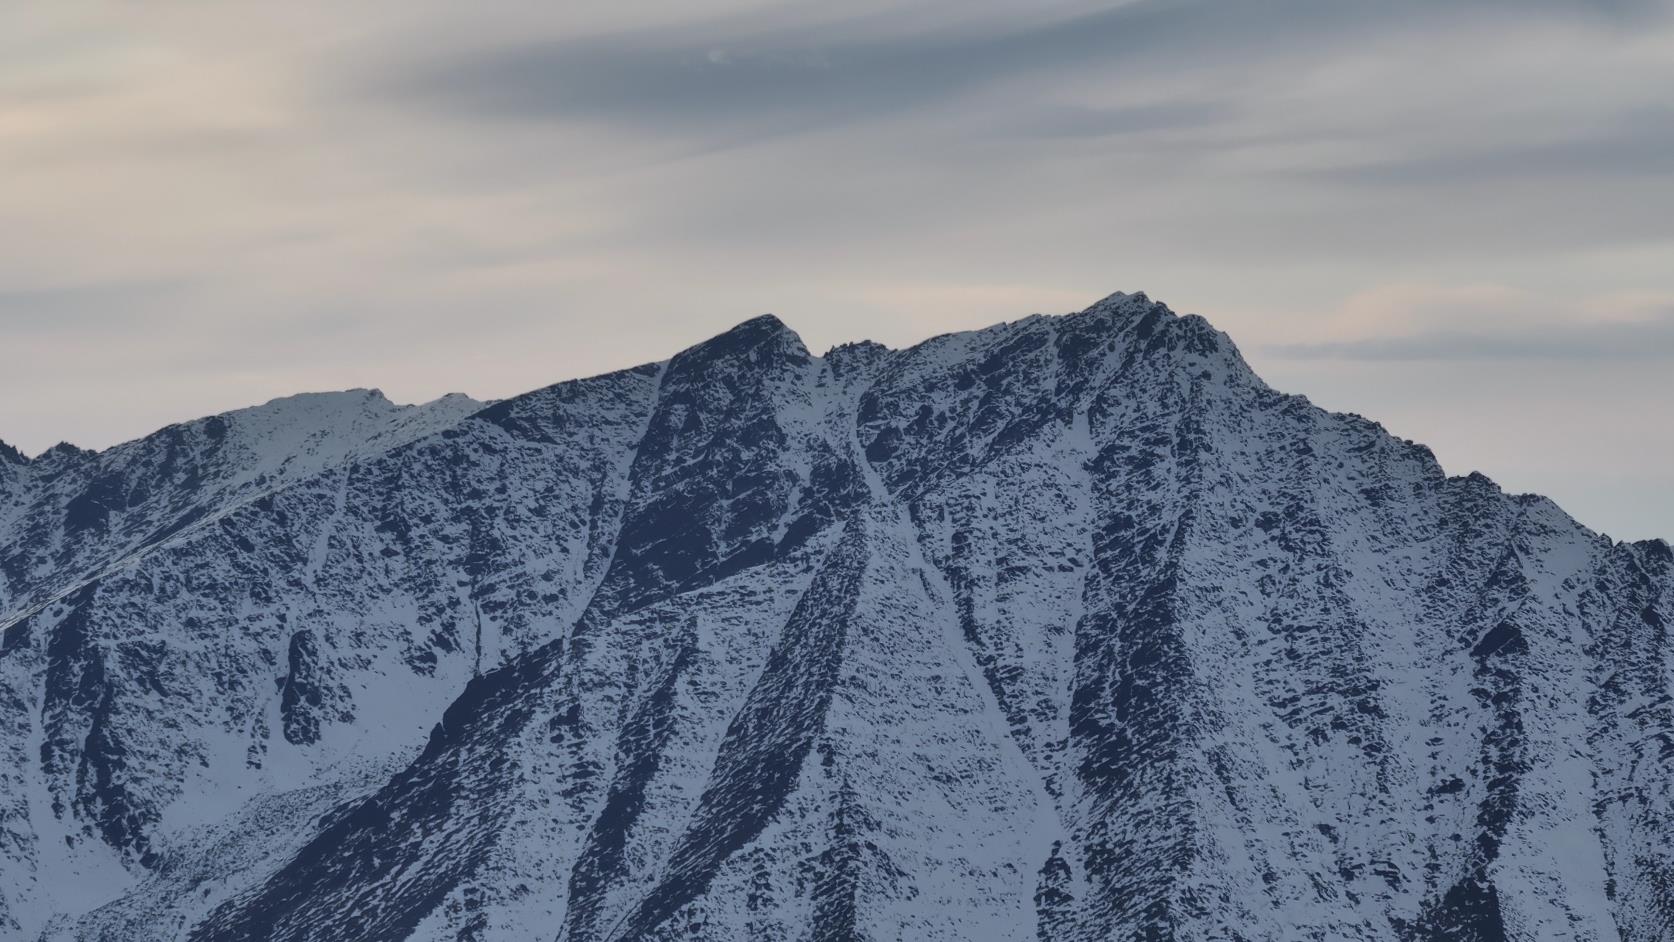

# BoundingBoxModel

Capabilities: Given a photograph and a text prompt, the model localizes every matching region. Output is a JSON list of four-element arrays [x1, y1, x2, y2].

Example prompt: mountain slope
[[0, 389, 482, 626], [2, 294, 1669, 941]]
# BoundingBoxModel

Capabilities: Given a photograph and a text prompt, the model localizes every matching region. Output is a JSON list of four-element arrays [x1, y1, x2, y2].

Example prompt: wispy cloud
[[1266, 285, 1674, 361], [0, 279, 186, 332], [1307, 108, 1674, 186], [1271, 314, 1674, 361], [364, 0, 1668, 143]]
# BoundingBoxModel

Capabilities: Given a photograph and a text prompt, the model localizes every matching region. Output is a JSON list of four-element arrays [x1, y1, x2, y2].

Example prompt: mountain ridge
[[2, 291, 1669, 941]]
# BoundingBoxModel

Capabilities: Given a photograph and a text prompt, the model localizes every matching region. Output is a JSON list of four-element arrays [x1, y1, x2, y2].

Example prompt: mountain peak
[[719, 313, 799, 347], [244, 387, 392, 415], [1085, 288, 1155, 310], [37, 440, 93, 462], [677, 312, 811, 371], [736, 312, 788, 331], [0, 439, 26, 466], [1056, 289, 1252, 387]]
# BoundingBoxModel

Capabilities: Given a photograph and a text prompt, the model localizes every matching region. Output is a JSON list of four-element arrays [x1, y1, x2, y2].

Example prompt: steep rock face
[[1, 294, 1670, 941]]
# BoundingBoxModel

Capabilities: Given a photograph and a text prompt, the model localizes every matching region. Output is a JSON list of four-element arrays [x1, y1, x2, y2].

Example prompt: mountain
[[0, 389, 482, 626], [0, 294, 1668, 941]]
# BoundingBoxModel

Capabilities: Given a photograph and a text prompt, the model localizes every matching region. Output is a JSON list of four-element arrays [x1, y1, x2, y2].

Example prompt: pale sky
[[2, 1, 1671, 540]]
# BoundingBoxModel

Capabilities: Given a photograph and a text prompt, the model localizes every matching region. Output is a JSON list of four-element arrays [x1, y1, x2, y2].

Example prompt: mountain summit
[[1, 294, 1668, 941]]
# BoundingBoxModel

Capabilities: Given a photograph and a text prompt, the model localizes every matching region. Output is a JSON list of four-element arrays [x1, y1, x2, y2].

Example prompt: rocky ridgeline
[[0, 294, 1668, 941]]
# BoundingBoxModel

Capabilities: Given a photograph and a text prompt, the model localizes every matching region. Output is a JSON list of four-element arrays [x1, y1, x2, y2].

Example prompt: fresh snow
[[1, 294, 1670, 941]]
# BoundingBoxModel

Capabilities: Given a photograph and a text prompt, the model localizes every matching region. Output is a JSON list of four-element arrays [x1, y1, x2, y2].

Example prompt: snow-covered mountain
[[1, 294, 1668, 941]]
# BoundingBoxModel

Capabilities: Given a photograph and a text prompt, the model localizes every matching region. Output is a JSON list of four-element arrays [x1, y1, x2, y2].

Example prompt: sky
[[1, 1, 1671, 540]]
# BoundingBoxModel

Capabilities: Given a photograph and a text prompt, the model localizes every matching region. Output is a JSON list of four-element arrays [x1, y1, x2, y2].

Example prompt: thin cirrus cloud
[[1271, 310, 1674, 361], [364, 0, 1665, 143], [0, 280, 187, 333], [1310, 109, 1674, 187], [1001, 100, 1234, 139]]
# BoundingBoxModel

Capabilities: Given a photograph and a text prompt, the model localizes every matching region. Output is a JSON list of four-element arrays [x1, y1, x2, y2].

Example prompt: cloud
[[1307, 107, 1674, 186], [1266, 286, 1674, 360], [1001, 100, 1233, 139], [362, 0, 1665, 143], [1, 0, 1673, 539], [0, 280, 185, 332], [1271, 317, 1674, 361]]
